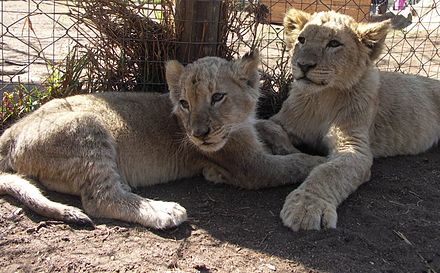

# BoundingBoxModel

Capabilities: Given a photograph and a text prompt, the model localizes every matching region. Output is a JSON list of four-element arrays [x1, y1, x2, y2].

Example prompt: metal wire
[[0, 0, 439, 95]]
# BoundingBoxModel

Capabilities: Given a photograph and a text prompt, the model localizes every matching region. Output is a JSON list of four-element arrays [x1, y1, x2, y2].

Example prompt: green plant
[[46, 47, 88, 97], [0, 84, 50, 129], [0, 47, 89, 129]]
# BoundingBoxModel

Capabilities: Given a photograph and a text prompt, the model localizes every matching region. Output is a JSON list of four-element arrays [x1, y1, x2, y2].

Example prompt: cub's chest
[[275, 93, 340, 154]]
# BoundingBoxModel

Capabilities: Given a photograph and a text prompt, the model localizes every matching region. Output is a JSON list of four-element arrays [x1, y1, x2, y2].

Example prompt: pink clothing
[[394, 0, 406, 10]]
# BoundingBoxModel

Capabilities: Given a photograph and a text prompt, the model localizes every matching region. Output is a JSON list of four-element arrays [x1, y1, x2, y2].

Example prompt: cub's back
[[5, 92, 179, 142], [0, 92, 201, 186], [371, 72, 440, 156]]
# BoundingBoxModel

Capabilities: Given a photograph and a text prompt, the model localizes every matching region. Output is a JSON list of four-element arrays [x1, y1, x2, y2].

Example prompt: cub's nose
[[297, 61, 317, 73], [192, 126, 210, 140]]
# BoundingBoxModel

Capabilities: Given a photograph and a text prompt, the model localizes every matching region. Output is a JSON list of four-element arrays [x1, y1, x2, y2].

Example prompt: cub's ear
[[284, 8, 311, 49], [165, 60, 184, 104], [357, 20, 391, 61], [234, 51, 260, 93]]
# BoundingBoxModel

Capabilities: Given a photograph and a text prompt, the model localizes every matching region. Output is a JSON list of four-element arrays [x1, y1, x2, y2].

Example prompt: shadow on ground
[[143, 146, 440, 273], [1, 148, 439, 272]]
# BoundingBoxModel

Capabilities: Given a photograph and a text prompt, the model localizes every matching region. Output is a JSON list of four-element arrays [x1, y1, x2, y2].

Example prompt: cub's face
[[283, 9, 390, 93], [166, 53, 260, 153]]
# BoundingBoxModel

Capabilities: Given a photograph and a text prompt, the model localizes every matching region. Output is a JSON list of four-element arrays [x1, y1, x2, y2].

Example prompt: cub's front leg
[[206, 127, 327, 190], [255, 119, 300, 155], [280, 125, 373, 231]]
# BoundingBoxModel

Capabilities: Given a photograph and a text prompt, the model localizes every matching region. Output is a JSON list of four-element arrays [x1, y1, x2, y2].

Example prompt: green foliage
[[47, 47, 88, 97], [1, 84, 49, 129], [1, 47, 88, 129]]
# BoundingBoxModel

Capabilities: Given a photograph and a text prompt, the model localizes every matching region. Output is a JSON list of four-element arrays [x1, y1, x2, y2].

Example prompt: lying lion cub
[[0, 53, 324, 229], [257, 9, 440, 231]]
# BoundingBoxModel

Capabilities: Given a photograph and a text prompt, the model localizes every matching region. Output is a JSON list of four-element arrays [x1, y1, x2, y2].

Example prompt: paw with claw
[[202, 165, 232, 184], [140, 200, 187, 229], [280, 189, 337, 231]]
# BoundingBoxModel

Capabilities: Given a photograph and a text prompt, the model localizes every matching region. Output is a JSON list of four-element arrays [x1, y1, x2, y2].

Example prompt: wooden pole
[[175, 0, 225, 64]]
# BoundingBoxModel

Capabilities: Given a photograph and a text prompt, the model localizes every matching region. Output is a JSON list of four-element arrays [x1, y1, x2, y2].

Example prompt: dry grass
[[1, 0, 290, 127], [68, 0, 177, 93], [6, 1, 404, 126]]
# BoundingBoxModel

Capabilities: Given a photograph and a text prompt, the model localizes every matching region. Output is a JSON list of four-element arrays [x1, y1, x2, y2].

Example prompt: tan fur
[[0, 53, 325, 229], [257, 9, 440, 231]]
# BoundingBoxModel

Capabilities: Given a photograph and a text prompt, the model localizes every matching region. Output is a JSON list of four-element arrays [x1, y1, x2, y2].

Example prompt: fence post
[[175, 0, 226, 64]]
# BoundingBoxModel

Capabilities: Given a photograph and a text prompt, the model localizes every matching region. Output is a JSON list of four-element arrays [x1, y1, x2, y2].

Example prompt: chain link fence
[[1, 0, 440, 122]]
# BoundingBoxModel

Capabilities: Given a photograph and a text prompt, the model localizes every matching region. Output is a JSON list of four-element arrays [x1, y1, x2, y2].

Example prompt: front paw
[[141, 200, 187, 229], [280, 189, 337, 231], [255, 119, 299, 155], [203, 165, 231, 184], [269, 141, 300, 155]]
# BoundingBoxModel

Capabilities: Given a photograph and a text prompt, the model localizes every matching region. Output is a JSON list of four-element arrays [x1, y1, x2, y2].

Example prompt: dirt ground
[[1, 144, 440, 273]]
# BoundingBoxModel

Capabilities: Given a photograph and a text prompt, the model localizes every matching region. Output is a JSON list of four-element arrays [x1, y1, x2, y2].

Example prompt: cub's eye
[[327, 39, 342, 48], [179, 99, 189, 110], [211, 93, 226, 105], [298, 36, 306, 44]]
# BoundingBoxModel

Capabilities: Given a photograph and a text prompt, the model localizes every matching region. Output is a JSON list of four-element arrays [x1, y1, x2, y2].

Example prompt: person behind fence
[[394, 0, 406, 10], [371, 0, 389, 14]]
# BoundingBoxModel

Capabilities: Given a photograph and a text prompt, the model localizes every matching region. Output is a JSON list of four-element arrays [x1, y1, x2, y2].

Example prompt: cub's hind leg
[[0, 173, 93, 225], [33, 161, 187, 229], [43, 114, 188, 229], [7, 112, 186, 228], [80, 165, 187, 229], [64, 117, 188, 229], [0, 117, 92, 225]]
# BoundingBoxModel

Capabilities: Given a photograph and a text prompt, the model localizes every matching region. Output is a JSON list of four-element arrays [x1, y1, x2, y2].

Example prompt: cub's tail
[[0, 173, 93, 226]]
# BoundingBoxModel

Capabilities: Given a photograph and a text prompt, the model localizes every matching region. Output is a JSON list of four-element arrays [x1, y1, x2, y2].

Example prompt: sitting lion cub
[[0, 53, 324, 229], [257, 9, 440, 231]]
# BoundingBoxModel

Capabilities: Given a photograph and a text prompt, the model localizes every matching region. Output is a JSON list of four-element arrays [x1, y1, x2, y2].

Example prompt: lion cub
[[257, 9, 440, 231], [0, 53, 324, 229]]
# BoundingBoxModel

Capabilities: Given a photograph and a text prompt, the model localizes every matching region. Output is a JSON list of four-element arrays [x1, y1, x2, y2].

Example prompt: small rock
[[264, 263, 276, 271]]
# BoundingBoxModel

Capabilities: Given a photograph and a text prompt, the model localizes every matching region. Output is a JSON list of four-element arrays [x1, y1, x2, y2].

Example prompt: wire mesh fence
[[1, 0, 440, 123]]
